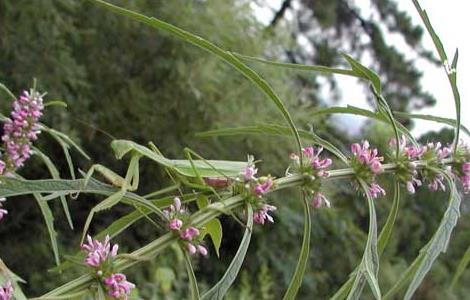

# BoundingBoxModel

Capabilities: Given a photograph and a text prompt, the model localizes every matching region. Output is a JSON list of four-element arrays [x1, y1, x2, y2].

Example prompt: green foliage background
[[0, 0, 469, 298]]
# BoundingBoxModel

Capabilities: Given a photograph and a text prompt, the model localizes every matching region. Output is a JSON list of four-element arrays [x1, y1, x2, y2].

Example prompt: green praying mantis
[[79, 139, 248, 248]]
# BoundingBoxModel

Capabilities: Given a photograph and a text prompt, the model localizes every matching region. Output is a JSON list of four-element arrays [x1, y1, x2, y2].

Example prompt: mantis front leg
[[81, 153, 141, 243]]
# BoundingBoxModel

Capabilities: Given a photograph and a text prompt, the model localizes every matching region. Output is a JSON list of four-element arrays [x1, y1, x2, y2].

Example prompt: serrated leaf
[[283, 192, 311, 300], [202, 204, 253, 300]]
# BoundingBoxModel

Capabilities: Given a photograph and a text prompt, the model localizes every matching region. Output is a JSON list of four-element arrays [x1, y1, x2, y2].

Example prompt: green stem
[[40, 158, 454, 297]]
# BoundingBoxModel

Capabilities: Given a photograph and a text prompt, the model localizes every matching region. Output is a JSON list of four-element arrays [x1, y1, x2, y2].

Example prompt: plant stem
[[41, 158, 452, 296]]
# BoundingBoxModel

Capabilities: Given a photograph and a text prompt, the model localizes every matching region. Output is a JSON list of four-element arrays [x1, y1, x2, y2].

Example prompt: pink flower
[[187, 243, 197, 255], [163, 197, 184, 219], [104, 273, 135, 299], [180, 227, 200, 241], [351, 140, 383, 174], [169, 218, 183, 231], [197, 245, 208, 256], [81, 235, 119, 267], [311, 192, 330, 209], [425, 142, 451, 160], [0, 281, 13, 300], [462, 162, 470, 174], [302, 147, 315, 157], [428, 173, 446, 192], [406, 178, 422, 194], [254, 178, 273, 196], [0, 198, 7, 221], [369, 183, 386, 199], [241, 166, 257, 181], [253, 204, 277, 225], [461, 175, 470, 194]]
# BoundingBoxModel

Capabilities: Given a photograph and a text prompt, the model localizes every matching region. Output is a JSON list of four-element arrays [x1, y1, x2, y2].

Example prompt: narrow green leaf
[[202, 204, 253, 300], [378, 182, 400, 255], [0, 82, 16, 100], [34, 193, 61, 266], [283, 192, 311, 300], [412, 0, 461, 149], [312, 105, 418, 145], [197, 195, 223, 257], [347, 180, 381, 300], [341, 53, 381, 93], [44, 100, 68, 108], [183, 248, 201, 300], [234, 53, 360, 78], [393, 111, 470, 136], [34, 147, 74, 229], [42, 126, 91, 160], [91, 0, 303, 161], [450, 242, 470, 289], [403, 176, 461, 300], [331, 182, 400, 300], [197, 124, 348, 164]]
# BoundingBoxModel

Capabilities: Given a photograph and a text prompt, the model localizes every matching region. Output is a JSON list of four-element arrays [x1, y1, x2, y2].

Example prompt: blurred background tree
[[0, 0, 468, 298]]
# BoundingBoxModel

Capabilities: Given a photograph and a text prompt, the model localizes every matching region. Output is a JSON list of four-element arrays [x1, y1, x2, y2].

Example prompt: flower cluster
[[0, 281, 13, 300], [237, 163, 277, 225], [388, 136, 424, 194], [450, 141, 470, 193], [350, 141, 385, 198], [290, 146, 332, 208], [420, 142, 451, 192], [81, 235, 135, 299], [0, 89, 44, 222], [164, 197, 208, 256]]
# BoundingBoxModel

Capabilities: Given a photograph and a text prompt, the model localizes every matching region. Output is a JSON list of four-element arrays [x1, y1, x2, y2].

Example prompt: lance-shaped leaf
[[383, 174, 462, 300], [283, 192, 312, 300], [90, 0, 303, 162], [202, 204, 253, 300]]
